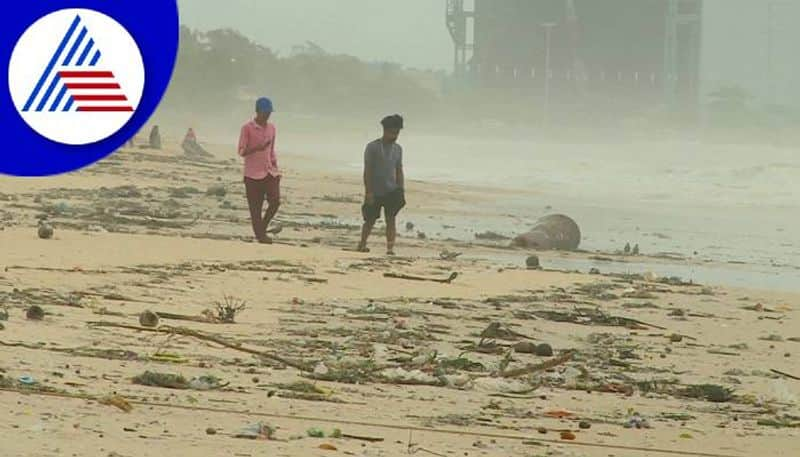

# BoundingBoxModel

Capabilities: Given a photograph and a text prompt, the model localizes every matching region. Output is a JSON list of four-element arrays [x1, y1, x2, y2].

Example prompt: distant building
[[447, 0, 703, 118]]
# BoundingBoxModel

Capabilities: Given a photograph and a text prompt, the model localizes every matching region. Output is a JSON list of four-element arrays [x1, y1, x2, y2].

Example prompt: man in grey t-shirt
[[357, 114, 406, 255]]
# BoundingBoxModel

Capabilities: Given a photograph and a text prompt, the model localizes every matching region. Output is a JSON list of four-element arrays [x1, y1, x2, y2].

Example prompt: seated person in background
[[182, 127, 212, 157], [148, 125, 162, 150]]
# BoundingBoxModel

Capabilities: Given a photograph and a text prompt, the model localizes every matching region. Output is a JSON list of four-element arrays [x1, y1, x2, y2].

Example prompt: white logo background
[[8, 9, 145, 145]]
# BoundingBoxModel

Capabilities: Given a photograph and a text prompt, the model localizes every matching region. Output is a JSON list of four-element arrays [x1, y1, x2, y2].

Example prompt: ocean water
[[330, 135, 799, 292]]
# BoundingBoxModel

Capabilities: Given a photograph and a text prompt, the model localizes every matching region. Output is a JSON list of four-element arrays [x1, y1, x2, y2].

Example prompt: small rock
[[417, 232, 427, 240], [785, 353, 791, 358], [525, 255, 540, 269], [669, 334, 683, 343], [26, 305, 45, 321], [537, 427, 547, 434], [513, 341, 537, 354], [534, 343, 554, 357], [560, 431, 576, 440], [589, 268, 601, 275], [405, 222, 415, 231], [579, 421, 591, 430], [205, 427, 217, 435], [138, 310, 159, 328], [37, 223, 54, 239], [0, 308, 9, 321]]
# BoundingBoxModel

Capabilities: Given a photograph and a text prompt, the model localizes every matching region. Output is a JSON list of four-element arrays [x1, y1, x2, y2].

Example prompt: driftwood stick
[[500, 350, 576, 378], [771, 369, 800, 381], [383, 272, 458, 284], [626, 318, 668, 331], [152, 311, 212, 323], [87, 321, 311, 372]]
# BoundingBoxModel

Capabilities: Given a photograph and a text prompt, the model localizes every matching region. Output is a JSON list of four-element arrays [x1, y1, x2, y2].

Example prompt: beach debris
[[341, 433, 384, 442], [624, 413, 651, 429], [99, 394, 133, 412], [0, 307, 9, 321], [545, 410, 576, 419], [188, 375, 228, 390], [579, 421, 591, 429], [475, 231, 509, 241], [669, 333, 684, 343], [383, 271, 458, 284], [206, 184, 227, 198], [501, 350, 575, 378], [770, 369, 800, 381], [534, 343, 554, 357], [380, 367, 442, 386], [307, 427, 326, 438], [511, 214, 581, 251], [37, 221, 54, 239], [405, 222, 415, 231], [525, 255, 540, 269], [632, 244, 640, 255], [532, 308, 664, 330], [235, 422, 275, 440], [679, 384, 735, 403], [757, 417, 800, 428], [18, 375, 37, 385], [88, 321, 311, 372], [589, 267, 601, 275], [132, 371, 189, 389], [479, 322, 532, 341], [319, 443, 338, 451], [138, 310, 159, 328], [207, 295, 247, 323], [624, 243, 631, 254], [205, 427, 217, 435], [439, 250, 462, 261], [417, 232, 427, 240], [513, 341, 537, 354], [472, 377, 532, 394], [26, 305, 45, 321]]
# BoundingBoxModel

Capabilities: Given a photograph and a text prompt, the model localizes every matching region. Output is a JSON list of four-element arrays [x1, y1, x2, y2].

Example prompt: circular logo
[[8, 9, 145, 145], [1, 1, 178, 177]]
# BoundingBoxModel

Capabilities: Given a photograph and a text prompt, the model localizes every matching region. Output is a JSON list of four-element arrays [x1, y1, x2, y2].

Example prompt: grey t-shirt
[[364, 139, 403, 197]]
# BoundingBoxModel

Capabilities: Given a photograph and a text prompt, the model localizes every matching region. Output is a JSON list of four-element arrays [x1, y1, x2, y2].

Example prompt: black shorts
[[362, 189, 405, 222]]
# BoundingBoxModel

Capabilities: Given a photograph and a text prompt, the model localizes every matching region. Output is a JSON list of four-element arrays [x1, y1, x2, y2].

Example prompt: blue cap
[[256, 97, 273, 113]]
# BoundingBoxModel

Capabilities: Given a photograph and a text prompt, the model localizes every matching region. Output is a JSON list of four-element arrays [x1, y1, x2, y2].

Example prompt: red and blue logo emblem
[[2, 2, 178, 176]]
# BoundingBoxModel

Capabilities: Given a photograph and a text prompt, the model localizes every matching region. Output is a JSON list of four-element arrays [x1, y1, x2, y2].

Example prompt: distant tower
[[445, 0, 474, 78]]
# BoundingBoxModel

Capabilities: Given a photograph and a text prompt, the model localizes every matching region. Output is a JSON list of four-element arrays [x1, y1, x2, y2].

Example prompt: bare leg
[[386, 216, 397, 255], [358, 219, 376, 251]]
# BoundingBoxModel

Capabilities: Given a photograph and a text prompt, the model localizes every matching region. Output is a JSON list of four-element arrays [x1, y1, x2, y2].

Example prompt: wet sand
[[1, 143, 798, 457]]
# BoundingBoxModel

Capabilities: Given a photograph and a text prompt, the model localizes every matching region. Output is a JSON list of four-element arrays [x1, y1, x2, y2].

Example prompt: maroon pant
[[244, 175, 281, 240]]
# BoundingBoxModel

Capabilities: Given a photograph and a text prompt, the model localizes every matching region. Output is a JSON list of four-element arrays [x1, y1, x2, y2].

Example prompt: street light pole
[[541, 22, 557, 126]]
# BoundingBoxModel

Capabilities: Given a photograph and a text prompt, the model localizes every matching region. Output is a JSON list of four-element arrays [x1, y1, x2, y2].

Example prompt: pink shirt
[[238, 120, 279, 179]]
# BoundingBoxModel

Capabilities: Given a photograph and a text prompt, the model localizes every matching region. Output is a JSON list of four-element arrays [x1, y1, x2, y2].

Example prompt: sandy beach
[[1, 140, 799, 457]]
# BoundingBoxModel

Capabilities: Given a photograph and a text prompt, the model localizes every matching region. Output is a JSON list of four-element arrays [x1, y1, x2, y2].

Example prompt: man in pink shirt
[[238, 97, 281, 244]]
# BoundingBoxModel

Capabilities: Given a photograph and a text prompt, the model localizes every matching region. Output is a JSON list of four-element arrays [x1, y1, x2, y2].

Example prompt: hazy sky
[[178, 0, 453, 70]]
